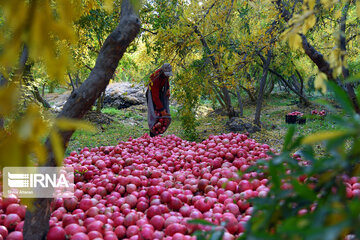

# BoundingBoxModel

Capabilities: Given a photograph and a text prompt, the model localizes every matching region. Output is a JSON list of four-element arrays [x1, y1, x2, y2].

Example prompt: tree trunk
[[75, 72, 80, 88], [96, 90, 105, 113], [23, 1, 140, 239], [254, 50, 272, 126], [295, 69, 305, 104], [340, 2, 360, 114], [32, 86, 51, 108], [300, 34, 334, 81], [236, 85, 244, 117], [42, 83, 46, 97], [68, 73, 76, 92], [221, 86, 237, 118]]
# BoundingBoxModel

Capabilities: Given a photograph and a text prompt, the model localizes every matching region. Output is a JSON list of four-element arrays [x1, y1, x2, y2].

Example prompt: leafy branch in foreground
[[241, 81, 360, 240]]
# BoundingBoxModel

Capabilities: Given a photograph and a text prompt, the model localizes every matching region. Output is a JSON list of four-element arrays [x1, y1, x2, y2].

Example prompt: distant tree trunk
[[42, 83, 46, 97], [23, 1, 140, 239], [211, 83, 226, 109], [269, 68, 310, 106], [295, 69, 305, 103], [236, 85, 244, 117], [75, 72, 80, 88], [221, 86, 237, 118], [340, 2, 360, 114], [23, 64, 51, 108], [68, 73, 76, 92], [254, 49, 272, 126], [96, 90, 106, 113]]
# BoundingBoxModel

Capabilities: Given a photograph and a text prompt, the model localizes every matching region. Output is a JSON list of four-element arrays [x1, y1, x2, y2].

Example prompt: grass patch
[[102, 107, 144, 121]]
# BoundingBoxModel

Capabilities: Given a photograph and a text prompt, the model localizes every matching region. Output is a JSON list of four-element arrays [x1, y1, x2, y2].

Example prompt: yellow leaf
[[55, 118, 96, 132], [50, 130, 64, 167], [308, 0, 315, 10], [288, 33, 302, 50], [303, 14, 316, 34], [20, 198, 34, 211], [103, 0, 113, 12], [302, 130, 348, 144], [314, 72, 327, 93], [219, 46, 225, 54], [130, 0, 143, 13], [32, 143, 47, 165], [335, 9, 341, 19], [0, 84, 19, 116]]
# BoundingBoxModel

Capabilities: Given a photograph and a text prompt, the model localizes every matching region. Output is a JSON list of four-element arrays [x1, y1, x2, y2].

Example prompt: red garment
[[149, 69, 169, 110]]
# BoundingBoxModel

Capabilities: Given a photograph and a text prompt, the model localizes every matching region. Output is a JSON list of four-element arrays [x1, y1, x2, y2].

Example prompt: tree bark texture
[[23, 1, 140, 239], [254, 50, 272, 126], [340, 2, 360, 113], [300, 34, 334, 81], [236, 85, 244, 117]]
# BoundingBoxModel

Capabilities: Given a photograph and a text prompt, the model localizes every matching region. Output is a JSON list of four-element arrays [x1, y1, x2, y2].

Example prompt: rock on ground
[[45, 82, 147, 112], [226, 117, 261, 133], [103, 82, 146, 109]]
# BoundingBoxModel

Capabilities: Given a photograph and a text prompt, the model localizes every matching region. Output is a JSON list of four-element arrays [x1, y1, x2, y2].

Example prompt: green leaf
[[187, 219, 216, 226], [210, 230, 224, 240], [283, 125, 296, 151], [302, 130, 349, 145], [291, 180, 317, 201]]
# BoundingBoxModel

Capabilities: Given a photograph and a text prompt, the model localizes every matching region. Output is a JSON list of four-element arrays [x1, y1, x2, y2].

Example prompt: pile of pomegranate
[[287, 111, 304, 117], [151, 117, 171, 135], [311, 109, 326, 117], [0, 133, 359, 240]]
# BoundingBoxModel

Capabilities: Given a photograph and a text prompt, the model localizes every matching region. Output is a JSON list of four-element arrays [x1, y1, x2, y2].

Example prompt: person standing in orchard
[[146, 63, 173, 137]]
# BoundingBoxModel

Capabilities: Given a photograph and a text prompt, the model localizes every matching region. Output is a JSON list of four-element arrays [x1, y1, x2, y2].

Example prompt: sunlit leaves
[[314, 72, 327, 93], [288, 33, 303, 51], [0, 0, 114, 81]]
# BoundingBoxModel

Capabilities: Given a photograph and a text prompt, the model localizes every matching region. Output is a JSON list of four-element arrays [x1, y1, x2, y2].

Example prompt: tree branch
[[300, 33, 334, 80], [141, 27, 157, 35], [269, 68, 310, 105]]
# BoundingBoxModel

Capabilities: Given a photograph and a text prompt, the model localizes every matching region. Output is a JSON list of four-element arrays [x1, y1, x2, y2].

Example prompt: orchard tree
[[0, 0, 141, 239]]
